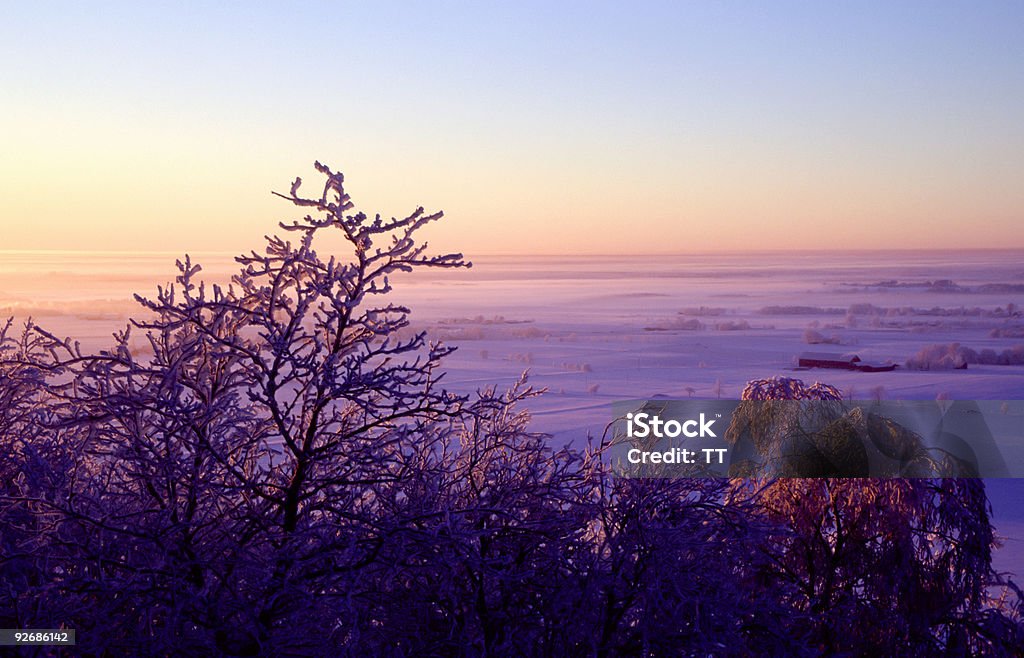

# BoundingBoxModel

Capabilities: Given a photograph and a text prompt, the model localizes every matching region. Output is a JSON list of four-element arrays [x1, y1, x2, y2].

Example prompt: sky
[[2, 1, 1023, 255]]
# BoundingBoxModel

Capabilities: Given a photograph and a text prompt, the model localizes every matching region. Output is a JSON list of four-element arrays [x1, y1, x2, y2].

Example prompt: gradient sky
[[3, 1, 1023, 255]]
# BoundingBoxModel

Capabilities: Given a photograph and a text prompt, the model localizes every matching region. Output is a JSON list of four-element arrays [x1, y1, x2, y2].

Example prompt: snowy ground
[[3, 248, 1023, 576]]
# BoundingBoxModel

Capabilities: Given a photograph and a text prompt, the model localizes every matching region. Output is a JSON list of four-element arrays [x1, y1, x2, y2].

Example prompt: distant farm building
[[798, 352, 896, 372], [798, 352, 861, 369]]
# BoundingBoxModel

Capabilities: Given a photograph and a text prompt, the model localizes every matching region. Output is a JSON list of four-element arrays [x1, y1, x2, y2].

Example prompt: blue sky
[[3, 1, 1023, 253]]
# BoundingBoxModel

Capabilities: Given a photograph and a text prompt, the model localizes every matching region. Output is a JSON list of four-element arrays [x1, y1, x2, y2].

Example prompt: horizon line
[[3, 246, 1024, 258]]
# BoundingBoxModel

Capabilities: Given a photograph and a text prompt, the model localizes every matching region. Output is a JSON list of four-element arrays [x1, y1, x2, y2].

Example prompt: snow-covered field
[[3, 249, 1023, 575]]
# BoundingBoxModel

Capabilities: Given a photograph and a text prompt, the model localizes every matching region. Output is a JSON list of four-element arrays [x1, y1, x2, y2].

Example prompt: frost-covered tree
[[738, 377, 1023, 655], [1, 164, 776, 654], [0, 163, 481, 653]]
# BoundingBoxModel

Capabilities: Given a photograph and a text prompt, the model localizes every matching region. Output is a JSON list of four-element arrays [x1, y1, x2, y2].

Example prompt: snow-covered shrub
[[734, 377, 1022, 654], [906, 342, 1024, 369], [906, 343, 973, 369], [714, 319, 751, 331], [803, 328, 840, 345]]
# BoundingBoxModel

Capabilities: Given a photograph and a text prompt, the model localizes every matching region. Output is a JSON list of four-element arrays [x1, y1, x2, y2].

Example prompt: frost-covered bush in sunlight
[[737, 376, 1024, 655]]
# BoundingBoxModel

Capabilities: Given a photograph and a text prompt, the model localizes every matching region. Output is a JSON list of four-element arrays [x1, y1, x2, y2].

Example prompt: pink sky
[[2, 3, 1022, 255]]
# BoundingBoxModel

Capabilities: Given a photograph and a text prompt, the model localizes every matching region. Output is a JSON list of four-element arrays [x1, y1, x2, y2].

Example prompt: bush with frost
[[907, 342, 1024, 369]]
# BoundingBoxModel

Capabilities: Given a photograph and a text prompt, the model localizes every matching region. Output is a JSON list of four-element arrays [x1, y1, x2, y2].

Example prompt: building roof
[[798, 352, 861, 362]]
